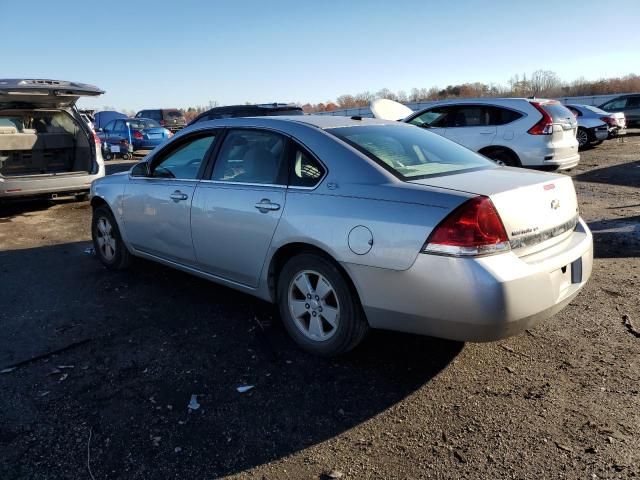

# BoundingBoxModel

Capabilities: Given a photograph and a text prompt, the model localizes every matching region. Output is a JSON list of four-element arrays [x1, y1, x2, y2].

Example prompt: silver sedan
[[90, 116, 593, 356]]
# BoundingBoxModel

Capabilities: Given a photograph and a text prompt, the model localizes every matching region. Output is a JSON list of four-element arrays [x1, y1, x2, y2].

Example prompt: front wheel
[[277, 253, 368, 357], [91, 205, 132, 270]]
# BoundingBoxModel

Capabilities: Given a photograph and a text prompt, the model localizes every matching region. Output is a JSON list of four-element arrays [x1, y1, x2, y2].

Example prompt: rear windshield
[[540, 102, 575, 122], [127, 119, 161, 129], [328, 124, 494, 180], [583, 105, 608, 115], [166, 110, 183, 118]]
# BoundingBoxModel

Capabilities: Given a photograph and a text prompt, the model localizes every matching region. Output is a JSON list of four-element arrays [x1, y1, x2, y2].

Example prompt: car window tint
[[289, 145, 325, 188], [603, 98, 627, 110], [104, 121, 115, 131], [489, 107, 523, 125], [212, 130, 286, 185], [566, 106, 581, 117], [627, 96, 640, 107], [114, 120, 125, 131], [409, 107, 451, 128], [152, 135, 216, 180], [451, 107, 490, 127]]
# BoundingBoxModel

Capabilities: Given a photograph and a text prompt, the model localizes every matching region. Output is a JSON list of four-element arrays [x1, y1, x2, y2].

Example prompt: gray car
[[598, 94, 640, 127], [0, 79, 105, 201], [90, 116, 593, 356]]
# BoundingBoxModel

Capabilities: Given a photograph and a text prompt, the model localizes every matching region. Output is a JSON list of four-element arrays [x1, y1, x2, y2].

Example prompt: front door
[[122, 132, 217, 265], [191, 128, 288, 287]]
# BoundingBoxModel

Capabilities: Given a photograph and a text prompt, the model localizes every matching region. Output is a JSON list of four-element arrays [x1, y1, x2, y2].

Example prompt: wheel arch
[[266, 242, 365, 314], [478, 145, 522, 166]]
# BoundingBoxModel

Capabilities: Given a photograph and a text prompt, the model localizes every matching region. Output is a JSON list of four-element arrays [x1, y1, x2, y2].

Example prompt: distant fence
[[312, 93, 636, 117]]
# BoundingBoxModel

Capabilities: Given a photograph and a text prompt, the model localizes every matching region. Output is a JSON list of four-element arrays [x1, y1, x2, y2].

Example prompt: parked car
[[401, 98, 580, 170], [90, 116, 592, 356], [189, 103, 304, 125], [97, 118, 172, 158], [94, 110, 127, 130], [565, 104, 625, 146], [598, 94, 640, 127], [0, 79, 105, 201], [135, 109, 186, 132]]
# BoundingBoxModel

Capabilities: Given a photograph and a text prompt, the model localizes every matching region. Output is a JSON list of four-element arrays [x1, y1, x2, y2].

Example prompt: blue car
[[97, 118, 172, 157]]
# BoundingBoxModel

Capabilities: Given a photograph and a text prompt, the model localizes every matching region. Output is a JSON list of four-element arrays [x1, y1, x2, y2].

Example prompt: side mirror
[[131, 161, 151, 177]]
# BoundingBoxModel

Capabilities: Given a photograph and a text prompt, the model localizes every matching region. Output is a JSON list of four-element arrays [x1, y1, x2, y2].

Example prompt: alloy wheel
[[96, 216, 116, 261], [288, 270, 340, 341], [577, 129, 589, 147]]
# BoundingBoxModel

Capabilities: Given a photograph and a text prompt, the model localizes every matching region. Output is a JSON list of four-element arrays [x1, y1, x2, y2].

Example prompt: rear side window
[[289, 144, 325, 188], [489, 106, 524, 125], [628, 96, 640, 107], [450, 106, 490, 127], [566, 106, 581, 117], [329, 125, 493, 180]]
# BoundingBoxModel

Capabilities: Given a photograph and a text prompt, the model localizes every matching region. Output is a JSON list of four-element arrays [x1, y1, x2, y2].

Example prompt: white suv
[[404, 98, 580, 170]]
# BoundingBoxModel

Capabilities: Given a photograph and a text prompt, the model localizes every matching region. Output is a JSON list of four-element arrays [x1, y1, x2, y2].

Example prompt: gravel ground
[[0, 135, 639, 479]]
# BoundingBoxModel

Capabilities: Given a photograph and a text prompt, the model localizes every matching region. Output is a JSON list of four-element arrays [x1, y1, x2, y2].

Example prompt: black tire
[[576, 128, 590, 149], [91, 205, 132, 270], [485, 149, 520, 167], [104, 152, 113, 161], [123, 153, 131, 160], [277, 253, 368, 357]]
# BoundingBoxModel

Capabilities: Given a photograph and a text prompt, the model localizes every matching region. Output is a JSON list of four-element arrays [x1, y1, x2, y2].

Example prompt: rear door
[[443, 105, 496, 150], [122, 131, 218, 265], [625, 96, 640, 124], [191, 128, 288, 287], [0, 79, 103, 108]]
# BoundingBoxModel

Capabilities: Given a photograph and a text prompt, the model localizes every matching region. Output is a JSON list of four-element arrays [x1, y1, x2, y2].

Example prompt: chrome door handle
[[170, 190, 188, 202], [254, 199, 280, 212]]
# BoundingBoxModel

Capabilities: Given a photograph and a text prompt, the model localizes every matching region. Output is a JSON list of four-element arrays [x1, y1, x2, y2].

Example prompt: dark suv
[[598, 94, 640, 127], [135, 109, 186, 132], [189, 103, 304, 125]]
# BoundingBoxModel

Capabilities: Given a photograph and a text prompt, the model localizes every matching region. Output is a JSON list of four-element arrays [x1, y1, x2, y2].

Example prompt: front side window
[[152, 134, 216, 179], [409, 107, 452, 128], [603, 98, 627, 110], [329, 124, 494, 180], [211, 129, 286, 185], [289, 145, 325, 188]]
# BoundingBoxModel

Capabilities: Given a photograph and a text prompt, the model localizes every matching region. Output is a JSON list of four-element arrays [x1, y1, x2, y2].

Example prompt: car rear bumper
[[0, 164, 105, 199], [345, 218, 593, 342]]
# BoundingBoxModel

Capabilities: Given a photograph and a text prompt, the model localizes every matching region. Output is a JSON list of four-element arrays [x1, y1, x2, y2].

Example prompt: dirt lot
[[1, 136, 639, 480]]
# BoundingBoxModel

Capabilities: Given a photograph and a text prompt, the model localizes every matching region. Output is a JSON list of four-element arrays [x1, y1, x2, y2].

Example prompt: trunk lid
[[410, 168, 579, 255], [0, 79, 103, 108]]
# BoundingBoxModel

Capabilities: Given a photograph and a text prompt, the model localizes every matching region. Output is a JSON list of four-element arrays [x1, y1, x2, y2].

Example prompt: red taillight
[[422, 196, 510, 256], [528, 102, 554, 135], [133, 130, 144, 140], [600, 116, 616, 127], [92, 132, 101, 145]]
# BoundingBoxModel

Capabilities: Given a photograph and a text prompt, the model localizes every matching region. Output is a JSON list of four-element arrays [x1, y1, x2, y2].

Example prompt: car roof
[[190, 115, 406, 130], [424, 97, 556, 106]]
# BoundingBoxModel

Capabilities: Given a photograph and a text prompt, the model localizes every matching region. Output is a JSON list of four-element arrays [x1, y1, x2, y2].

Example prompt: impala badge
[[551, 199, 561, 210]]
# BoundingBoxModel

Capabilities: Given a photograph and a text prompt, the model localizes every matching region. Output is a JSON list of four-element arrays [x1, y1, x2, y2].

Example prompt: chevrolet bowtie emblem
[[551, 199, 561, 210]]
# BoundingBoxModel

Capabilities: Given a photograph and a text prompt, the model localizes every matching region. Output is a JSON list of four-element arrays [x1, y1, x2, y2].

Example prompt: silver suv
[[0, 79, 105, 201]]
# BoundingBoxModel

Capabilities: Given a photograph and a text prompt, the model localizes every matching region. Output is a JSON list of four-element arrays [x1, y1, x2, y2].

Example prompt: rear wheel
[[277, 253, 368, 357], [91, 205, 132, 270], [485, 149, 520, 167], [576, 128, 590, 149]]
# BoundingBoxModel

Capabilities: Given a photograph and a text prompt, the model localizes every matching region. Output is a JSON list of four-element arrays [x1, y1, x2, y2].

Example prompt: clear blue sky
[[3, 0, 639, 111]]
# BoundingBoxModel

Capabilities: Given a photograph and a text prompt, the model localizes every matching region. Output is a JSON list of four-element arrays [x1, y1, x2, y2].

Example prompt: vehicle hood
[[410, 167, 579, 254], [0, 79, 103, 108]]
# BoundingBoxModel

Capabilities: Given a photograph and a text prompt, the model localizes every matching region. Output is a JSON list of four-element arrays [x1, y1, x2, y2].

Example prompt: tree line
[[300, 71, 640, 113]]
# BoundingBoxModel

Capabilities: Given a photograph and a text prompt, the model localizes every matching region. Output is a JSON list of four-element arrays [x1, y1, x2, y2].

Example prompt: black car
[[598, 94, 640, 127], [189, 103, 304, 125], [135, 109, 186, 132]]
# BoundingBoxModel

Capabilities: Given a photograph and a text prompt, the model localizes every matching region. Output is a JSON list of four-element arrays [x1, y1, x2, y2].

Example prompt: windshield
[[127, 119, 161, 129], [328, 124, 495, 180], [583, 105, 608, 115]]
